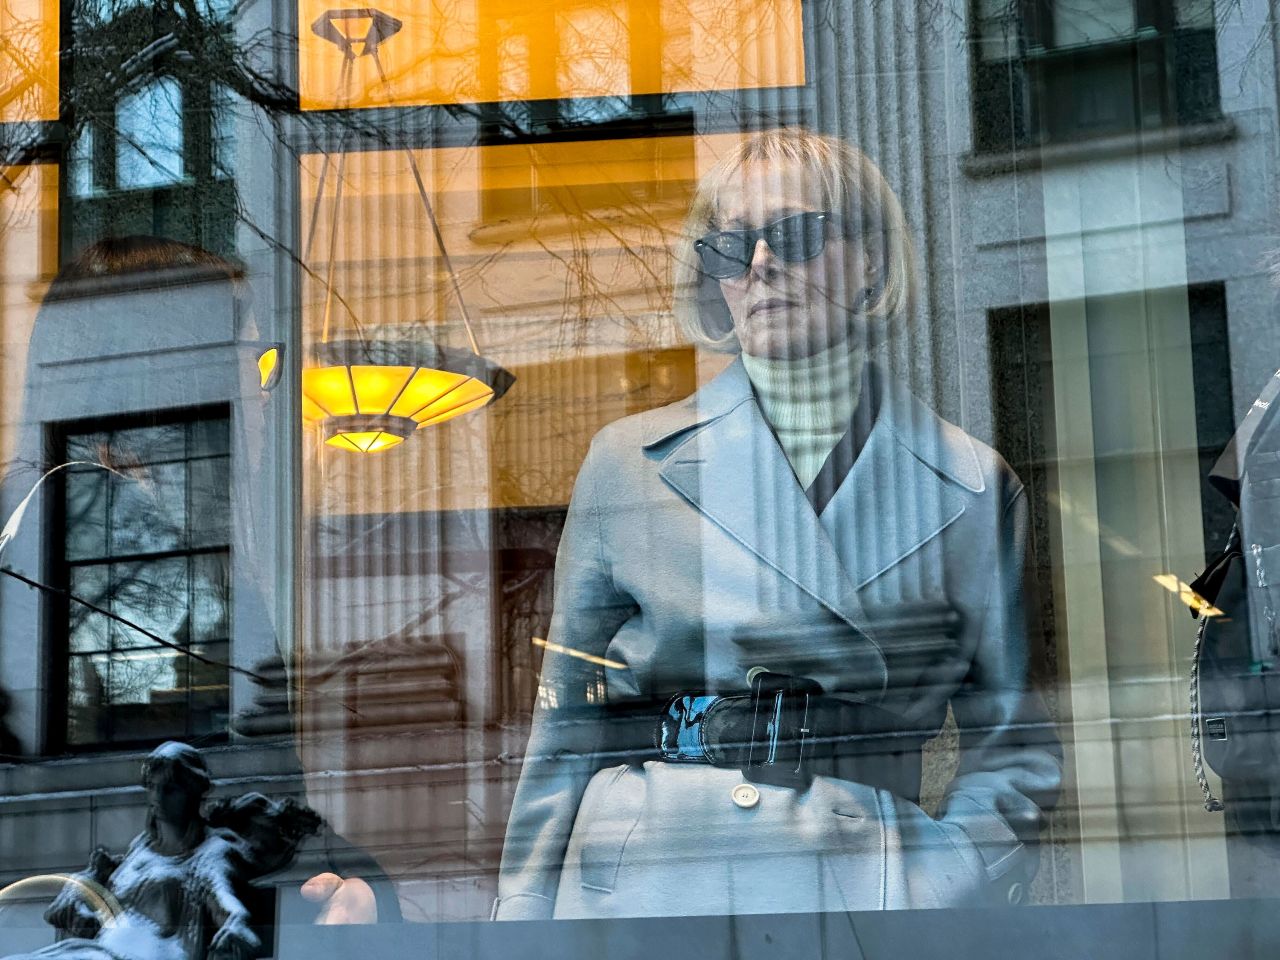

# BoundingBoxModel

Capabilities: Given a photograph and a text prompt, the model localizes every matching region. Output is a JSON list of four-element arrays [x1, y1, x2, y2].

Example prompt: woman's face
[[713, 159, 876, 360]]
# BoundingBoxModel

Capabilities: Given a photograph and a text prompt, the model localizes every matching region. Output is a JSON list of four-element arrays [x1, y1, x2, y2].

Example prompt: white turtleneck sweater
[[741, 340, 864, 489]]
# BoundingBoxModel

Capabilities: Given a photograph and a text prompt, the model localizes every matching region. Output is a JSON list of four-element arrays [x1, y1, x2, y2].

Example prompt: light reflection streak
[[531, 636, 625, 670]]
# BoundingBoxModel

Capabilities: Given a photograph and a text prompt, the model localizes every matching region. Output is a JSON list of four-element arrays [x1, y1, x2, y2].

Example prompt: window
[[971, 0, 1221, 152], [63, 0, 238, 254], [55, 409, 232, 748]]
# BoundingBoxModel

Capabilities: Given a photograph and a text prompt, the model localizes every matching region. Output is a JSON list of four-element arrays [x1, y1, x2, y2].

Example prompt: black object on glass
[[1189, 368, 1280, 822], [695, 212, 838, 279], [745, 671, 824, 789], [3, 742, 322, 960]]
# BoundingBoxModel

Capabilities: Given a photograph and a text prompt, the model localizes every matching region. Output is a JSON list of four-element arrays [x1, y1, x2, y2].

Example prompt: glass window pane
[[65, 468, 107, 561], [1176, 0, 1215, 28], [115, 79, 185, 190], [68, 565, 111, 652], [189, 417, 230, 458], [109, 461, 186, 555], [66, 655, 109, 745], [297, 0, 805, 110], [105, 647, 179, 704], [1052, 0, 1134, 46], [188, 456, 230, 548], [190, 552, 230, 642], [65, 431, 111, 464], [975, 0, 1020, 61], [212, 85, 237, 181], [111, 422, 186, 464], [108, 558, 188, 650], [188, 640, 230, 724], [66, 125, 97, 199], [0, 0, 59, 123]]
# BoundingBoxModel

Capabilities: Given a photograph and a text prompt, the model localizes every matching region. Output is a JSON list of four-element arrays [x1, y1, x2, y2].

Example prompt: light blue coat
[[494, 360, 1063, 919]]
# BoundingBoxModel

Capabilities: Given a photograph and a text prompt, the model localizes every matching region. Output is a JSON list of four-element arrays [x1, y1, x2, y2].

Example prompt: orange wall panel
[[298, 0, 804, 110], [0, 0, 59, 122]]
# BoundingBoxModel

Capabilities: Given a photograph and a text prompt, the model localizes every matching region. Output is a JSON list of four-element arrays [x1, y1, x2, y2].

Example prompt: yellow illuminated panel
[[298, 132, 742, 502], [257, 347, 280, 389], [386, 367, 471, 418], [301, 365, 358, 419], [0, 0, 59, 122], [326, 430, 405, 453], [350, 364, 415, 414], [409, 378, 492, 424], [298, 0, 804, 110]]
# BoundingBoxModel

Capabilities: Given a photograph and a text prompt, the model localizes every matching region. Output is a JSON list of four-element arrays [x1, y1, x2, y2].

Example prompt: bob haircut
[[672, 129, 918, 353]]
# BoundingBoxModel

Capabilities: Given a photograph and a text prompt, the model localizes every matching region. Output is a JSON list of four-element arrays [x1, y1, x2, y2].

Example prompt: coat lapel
[[644, 360, 987, 660], [647, 361, 889, 693], [817, 372, 976, 591]]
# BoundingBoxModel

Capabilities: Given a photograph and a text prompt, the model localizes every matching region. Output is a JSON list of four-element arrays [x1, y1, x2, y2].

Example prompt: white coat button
[[1006, 882, 1024, 905], [746, 666, 768, 685], [731, 783, 760, 809]]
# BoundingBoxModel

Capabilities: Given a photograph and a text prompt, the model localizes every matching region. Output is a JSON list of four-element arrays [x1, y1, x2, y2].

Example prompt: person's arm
[[493, 440, 634, 920]]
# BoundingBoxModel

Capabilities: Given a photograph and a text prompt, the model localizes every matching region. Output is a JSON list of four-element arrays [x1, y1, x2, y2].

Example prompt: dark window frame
[[58, 0, 238, 260], [43, 402, 233, 755], [969, 0, 1223, 154]]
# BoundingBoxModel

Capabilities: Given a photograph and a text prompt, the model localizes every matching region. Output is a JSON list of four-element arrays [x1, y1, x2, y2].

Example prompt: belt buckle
[[744, 671, 823, 789]]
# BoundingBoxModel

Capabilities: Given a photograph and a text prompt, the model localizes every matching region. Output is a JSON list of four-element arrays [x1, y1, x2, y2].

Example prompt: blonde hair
[[672, 129, 917, 352]]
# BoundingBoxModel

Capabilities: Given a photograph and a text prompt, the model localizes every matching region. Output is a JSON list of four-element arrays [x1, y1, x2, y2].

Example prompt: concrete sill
[[960, 117, 1237, 178]]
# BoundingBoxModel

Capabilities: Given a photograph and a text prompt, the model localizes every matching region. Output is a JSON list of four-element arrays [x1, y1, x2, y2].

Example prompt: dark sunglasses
[[695, 211, 839, 280]]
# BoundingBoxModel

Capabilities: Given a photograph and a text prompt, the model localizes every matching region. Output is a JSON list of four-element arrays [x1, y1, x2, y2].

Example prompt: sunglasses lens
[[697, 234, 753, 279], [697, 214, 831, 279], [768, 213, 827, 262]]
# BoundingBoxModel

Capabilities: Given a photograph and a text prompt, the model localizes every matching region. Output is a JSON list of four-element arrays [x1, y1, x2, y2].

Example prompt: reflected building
[[0, 0, 1275, 940]]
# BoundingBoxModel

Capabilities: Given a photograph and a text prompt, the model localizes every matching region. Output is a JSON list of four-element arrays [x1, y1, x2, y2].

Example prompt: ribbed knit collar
[[740, 339, 864, 434]]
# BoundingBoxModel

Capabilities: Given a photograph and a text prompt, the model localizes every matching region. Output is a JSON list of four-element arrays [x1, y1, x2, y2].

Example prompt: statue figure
[[8, 741, 321, 960]]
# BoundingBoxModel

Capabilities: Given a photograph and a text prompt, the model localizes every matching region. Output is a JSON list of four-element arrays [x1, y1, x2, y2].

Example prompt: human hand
[[301, 872, 377, 924]]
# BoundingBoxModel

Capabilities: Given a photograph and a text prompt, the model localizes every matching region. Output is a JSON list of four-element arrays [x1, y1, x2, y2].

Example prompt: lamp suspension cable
[[298, 7, 515, 453], [368, 52, 482, 357]]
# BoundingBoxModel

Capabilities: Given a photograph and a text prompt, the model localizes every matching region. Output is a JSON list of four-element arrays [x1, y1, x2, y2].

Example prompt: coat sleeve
[[493, 439, 635, 920], [929, 482, 1064, 901]]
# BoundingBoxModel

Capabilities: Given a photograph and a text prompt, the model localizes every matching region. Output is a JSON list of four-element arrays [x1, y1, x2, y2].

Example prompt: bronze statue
[[8, 742, 320, 960]]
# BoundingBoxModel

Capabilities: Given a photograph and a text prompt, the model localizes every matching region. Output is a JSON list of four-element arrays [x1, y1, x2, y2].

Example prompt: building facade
[[0, 0, 1278, 951]]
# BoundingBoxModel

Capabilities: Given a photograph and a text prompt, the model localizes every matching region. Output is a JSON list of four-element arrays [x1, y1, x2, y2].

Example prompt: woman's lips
[[748, 298, 796, 317]]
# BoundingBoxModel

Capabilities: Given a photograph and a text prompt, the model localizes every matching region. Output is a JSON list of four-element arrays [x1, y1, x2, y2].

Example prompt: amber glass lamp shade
[[302, 337, 514, 453]]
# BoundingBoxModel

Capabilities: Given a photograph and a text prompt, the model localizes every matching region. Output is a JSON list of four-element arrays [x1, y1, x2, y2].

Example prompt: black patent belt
[[651, 672, 926, 796]]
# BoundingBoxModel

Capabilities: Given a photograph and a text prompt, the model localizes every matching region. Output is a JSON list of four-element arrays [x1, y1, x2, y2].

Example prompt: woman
[[494, 129, 1062, 920]]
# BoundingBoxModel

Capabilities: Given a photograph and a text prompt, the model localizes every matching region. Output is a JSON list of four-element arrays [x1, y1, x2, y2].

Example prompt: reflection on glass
[[60, 416, 232, 746], [115, 79, 185, 190], [296, 0, 804, 110], [0, 0, 59, 122]]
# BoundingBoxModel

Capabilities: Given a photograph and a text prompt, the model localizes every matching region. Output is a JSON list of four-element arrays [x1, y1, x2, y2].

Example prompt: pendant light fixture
[[302, 7, 514, 454]]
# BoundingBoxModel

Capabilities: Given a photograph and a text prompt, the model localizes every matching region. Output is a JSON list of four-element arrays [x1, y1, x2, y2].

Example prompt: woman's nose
[[747, 237, 778, 277]]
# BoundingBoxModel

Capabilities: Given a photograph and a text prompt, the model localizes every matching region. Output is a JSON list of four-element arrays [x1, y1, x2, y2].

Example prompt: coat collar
[[645, 358, 983, 499], [642, 357, 985, 496], [644, 358, 985, 698]]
